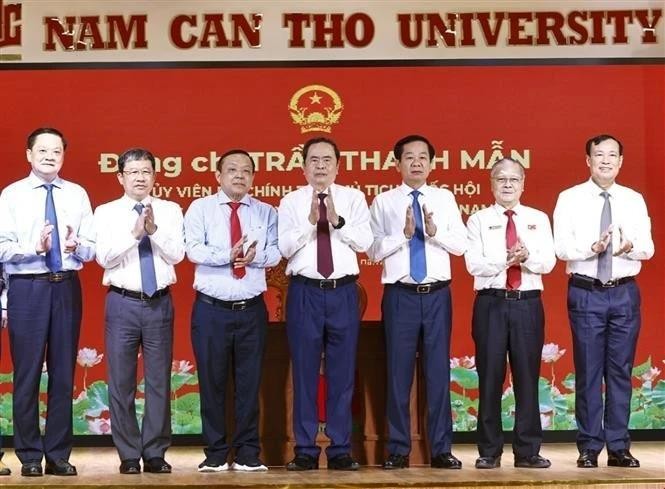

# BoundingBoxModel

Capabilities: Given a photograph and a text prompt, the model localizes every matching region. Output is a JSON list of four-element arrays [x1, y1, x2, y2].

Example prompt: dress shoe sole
[[21, 471, 43, 477], [476, 462, 501, 469], [45, 469, 77, 476], [514, 462, 550, 469], [608, 460, 640, 468]]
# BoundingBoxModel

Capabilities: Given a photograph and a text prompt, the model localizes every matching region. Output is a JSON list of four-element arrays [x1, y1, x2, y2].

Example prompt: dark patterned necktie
[[316, 193, 333, 278]]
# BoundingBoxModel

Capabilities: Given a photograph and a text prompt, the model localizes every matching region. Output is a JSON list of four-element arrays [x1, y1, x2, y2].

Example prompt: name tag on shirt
[[488, 225, 501, 230]]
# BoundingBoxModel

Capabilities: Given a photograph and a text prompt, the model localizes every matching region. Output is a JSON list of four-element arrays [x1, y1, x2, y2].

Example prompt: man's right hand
[[132, 211, 147, 240], [36, 220, 54, 254], [308, 189, 320, 225], [591, 225, 613, 253], [230, 235, 247, 263], [404, 205, 415, 239]]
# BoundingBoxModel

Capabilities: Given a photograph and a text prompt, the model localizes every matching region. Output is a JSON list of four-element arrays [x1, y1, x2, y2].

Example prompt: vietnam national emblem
[[288, 84, 343, 134]]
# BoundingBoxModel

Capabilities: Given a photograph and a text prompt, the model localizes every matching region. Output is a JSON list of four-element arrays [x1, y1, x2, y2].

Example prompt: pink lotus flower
[[172, 360, 194, 374], [540, 413, 552, 430], [77, 348, 103, 368], [541, 343, 566, 363], [450, 356, 475, 369], [640, 367, 661, 383], [88, 417, 111, 435]]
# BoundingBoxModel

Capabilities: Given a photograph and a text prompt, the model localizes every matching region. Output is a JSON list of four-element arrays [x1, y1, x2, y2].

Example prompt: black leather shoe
[[119, 459, 141, 474], [328, 454, 360, 471], [143, 457, 171, 473], [608, 449, 640, 468], [383, 453, 409, 469], [475, 456, 501, 469], [21, 461, 43, 477], [514, 454, 551, 468], [45, 459, 77, 476], [286, 454, 318, 471], [577, 449, 599, 468], [431, 452, 462, 469]]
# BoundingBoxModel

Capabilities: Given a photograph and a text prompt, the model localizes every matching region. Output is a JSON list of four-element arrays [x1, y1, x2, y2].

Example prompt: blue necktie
[[409, 190, 427, 283], [43, 183, 62, 272], [134, 203, 158, 297]]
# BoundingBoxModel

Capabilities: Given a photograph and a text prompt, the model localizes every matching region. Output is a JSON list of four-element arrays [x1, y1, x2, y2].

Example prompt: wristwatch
[[333, 216, 345, 229]]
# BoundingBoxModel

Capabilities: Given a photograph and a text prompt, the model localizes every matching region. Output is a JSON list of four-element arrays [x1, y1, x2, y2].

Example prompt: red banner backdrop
[[0, 64, 663, 434]]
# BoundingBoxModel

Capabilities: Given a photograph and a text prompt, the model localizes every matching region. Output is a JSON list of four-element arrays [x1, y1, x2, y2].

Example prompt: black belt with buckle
[[570, 274, 635, 290], [291, 274, 358, 289], [390, 280, 451, 294], [196, 291, 262, 311], [109, 285, 170, 301], [11, 270, 77, 283], [477, 288, 541, 300]]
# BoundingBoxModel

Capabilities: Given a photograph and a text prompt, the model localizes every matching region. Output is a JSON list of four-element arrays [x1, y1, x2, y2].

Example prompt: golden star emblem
[[309, 92, 322, 104]]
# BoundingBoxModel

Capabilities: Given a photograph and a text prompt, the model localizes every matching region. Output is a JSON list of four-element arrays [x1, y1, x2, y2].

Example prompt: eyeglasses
[[122, 169, 154, 178], [493, 177, 522, 185]]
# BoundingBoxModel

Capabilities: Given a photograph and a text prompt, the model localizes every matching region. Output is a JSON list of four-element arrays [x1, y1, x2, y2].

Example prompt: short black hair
[[393, 135, 435, 162], [303, 137, 340, 161], [586, 134, 623, 156], [118, 148, 156, 172], [216, 149, 256, 172], [27, 127, 67, 150]]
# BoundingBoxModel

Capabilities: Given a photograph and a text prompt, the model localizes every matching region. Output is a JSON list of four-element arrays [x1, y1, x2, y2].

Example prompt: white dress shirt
[[185, 191, 281, 301], [368, 183, 467, 284], [465, 203, 556, 291], [94, 195, 185, 291], [553, 179, 654, 279], [0, 172, 95, 273], [278, 183, 372, 279]]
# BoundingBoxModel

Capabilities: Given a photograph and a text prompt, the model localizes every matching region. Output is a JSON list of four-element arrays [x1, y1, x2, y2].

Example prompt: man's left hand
[[422, 204, 437, 237], [325, 190, 340, 227]]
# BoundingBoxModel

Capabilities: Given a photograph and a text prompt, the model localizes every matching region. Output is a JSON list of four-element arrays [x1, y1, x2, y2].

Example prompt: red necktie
[[317, 193, 334, 278], [505, 209, 521, 290], [229, 202, 245, 279]]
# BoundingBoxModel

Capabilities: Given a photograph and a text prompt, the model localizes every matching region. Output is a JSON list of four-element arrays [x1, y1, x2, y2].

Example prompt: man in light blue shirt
[[184, 149, 280, 472], [0, 127, 95, 477]]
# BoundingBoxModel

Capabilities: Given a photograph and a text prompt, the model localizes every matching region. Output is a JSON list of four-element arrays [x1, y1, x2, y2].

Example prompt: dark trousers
[[382, 285, 453, 457], [568, 281, 641, 452], [191, 296, 267, 465], [472, 293, 544, 458], [105, 290, 173, 462], [286, 279, 359, 459], [7, 274, 82, 463]]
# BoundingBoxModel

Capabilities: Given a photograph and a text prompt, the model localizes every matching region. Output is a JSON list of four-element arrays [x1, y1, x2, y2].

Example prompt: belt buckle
[[231, 301, 247, 311], [320, 279, 336, 289], [505, 290, 521, 300], [48, 272, 65, 283], [416, 284, 431, 294], [601, 279, 617, 288]]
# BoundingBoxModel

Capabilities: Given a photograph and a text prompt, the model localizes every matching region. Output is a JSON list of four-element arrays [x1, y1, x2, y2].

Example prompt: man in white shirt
[[185, 149, 280, 473], [0, 263, 8, 476], [553, 135, 654, 469], [465, 158, 556, 469], [278, 137, 372, 471], [368, 135, 467, 470], [94, 148, 185, 475], [0, 127, 95, 477]]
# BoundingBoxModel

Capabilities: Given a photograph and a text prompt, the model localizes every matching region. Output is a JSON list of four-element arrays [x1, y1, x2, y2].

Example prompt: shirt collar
[[29, 171, 64, 189], [306, 183, 337, 196], [585, 177, 617, 196], [122, 193, 153, 210], [492, 202, 523, 216], [217, 191, 251, 206], [399, 182, 429, 197]]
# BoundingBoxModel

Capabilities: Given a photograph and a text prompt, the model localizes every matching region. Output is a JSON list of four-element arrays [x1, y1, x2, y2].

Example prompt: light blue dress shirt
[[0, 172, 95, 274], [185, 191, 280, 301]]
